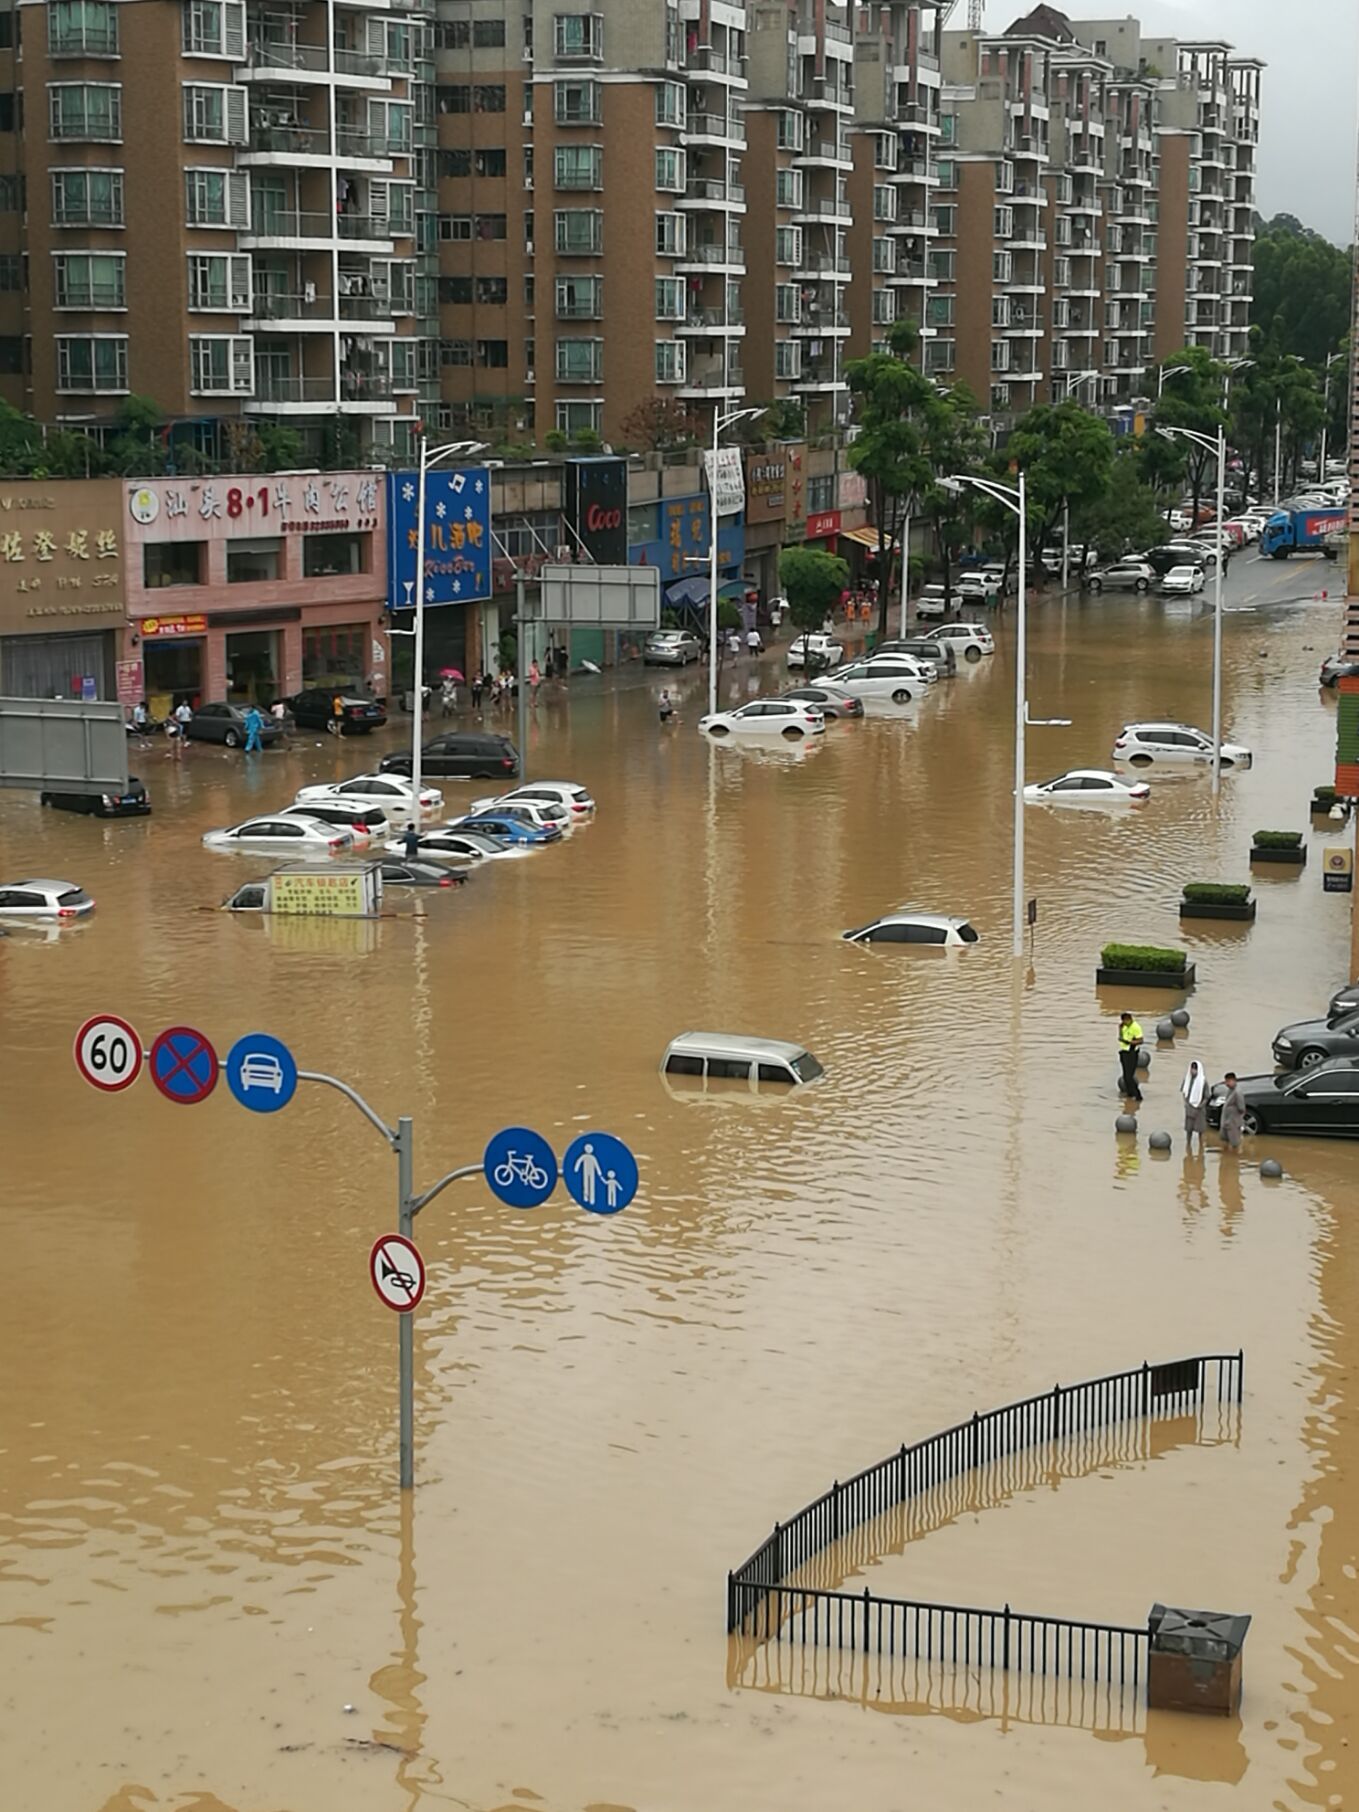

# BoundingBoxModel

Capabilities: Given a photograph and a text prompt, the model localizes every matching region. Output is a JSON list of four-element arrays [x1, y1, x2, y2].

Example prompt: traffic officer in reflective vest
[[1118, 1012, 1144, 1102]]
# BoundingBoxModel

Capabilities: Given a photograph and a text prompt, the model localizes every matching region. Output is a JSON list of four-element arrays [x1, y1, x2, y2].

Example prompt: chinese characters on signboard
[[0, 484, 125, 626], [629, 494, 745, 579], [129, 475, 381, 536], [703, 446, 746, 518], [386, 469, 492, 609]]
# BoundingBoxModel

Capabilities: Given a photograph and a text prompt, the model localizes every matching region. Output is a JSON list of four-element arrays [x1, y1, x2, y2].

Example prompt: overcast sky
[[1060, 0, 1359, 243]]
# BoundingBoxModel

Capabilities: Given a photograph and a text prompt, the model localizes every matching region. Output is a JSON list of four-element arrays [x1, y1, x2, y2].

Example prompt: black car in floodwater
[[1207, 1060, 1359, 1139]]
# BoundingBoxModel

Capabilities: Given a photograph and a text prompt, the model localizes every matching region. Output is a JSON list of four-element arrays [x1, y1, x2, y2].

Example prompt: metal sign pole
[[396, 1116, 415, 1492], [516, 572, 529, 783]]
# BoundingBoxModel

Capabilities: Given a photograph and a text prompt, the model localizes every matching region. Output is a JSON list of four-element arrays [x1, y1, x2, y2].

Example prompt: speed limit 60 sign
[[74, 1015, 143, 1092]]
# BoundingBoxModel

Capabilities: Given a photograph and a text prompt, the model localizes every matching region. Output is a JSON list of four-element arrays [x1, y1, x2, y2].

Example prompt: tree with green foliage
[[847, 322, 937, 638], [915, 382, 988, 607], [780, 546, 848, 637], [1251, 216, 1353, 370], [1151, 347, 1225, 527], [1229, 342, 1326, 503], [1072, 444, 1166, 560], [619, 396, 698, 452], [1004, 400, 1115, 582]]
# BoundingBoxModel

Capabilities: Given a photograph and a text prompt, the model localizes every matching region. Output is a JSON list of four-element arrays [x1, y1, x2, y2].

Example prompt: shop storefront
[[0, 479, 127, 700], [630, 493, 746, 633], [744, 444, 805, 605], [125, 473, 388, 713]]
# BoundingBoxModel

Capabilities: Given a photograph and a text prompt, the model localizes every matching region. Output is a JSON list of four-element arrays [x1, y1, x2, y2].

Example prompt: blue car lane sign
[[226, 1032, 298, 1113], [562, 1131, 638, 1215], [483, 1125, 558, 1209]]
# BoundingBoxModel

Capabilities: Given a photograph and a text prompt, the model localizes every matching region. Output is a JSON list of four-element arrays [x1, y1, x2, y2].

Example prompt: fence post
[[1003, 1602, 1012, 1673], [773, 1520, 783, 1582], [832, 1481, 840, 1538], [1237, 1346, 1244, 1402], [969, 1410, 980, 1470], [1053, 1382, 1061, 1440], [1141, 1360, 1150, 1416], [864, 1587, 872, 1654], [727, 1570, 735, 1633], [898, 1443, 906, 1501]]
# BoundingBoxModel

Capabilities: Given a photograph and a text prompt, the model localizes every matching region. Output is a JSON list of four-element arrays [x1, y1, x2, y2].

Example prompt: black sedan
[[41, 776, 150, 817], [378, 859, 467, 890], [287, 688, 387, 734], [1330, 981, 1359, 1018], [1272, 1008, 1359, 1071], [782, 685, 865, 720], [184, 704, 285, 749], [1207, 1060, 1359, 1139]]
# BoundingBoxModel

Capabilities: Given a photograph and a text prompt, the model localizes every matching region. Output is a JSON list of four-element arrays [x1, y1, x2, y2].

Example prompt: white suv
[[1112, 722, 1253, 769], [922, 623, 994, 663]]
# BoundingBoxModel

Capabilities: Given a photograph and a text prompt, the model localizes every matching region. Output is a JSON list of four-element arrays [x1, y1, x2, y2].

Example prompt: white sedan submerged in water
[[1024, 769, 1151, 806]]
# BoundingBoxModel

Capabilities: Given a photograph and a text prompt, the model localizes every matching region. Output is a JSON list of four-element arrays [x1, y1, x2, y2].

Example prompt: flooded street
[[5, 556, 1359, 1812]]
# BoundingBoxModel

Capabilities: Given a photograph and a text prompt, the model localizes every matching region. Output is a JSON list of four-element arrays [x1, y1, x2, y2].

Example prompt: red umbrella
[[438, 666, 465, 682]]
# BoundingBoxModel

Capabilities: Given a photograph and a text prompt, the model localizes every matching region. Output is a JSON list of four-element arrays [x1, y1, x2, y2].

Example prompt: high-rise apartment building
[[1, 0, 432, 460]]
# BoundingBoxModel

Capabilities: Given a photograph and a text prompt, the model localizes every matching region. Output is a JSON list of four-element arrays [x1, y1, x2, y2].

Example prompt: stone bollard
[[1171, 1009, 1191, 1029], [1149, 1131, 1172, 1151], [1147, 1605, 1250, 1715], [1115, 1114, 1138, 1134], [1260, 1158, 1284, 1180], [1156, 1019, 1176, 1042]]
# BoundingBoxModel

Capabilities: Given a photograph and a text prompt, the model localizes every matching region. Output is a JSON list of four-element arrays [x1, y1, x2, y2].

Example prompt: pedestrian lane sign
[[562, 1131, 638, 1215]]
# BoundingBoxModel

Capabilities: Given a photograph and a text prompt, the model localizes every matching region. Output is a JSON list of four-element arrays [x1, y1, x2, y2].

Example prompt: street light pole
[[1158, 423, 1227, 793], [706, 407, 763, 716]]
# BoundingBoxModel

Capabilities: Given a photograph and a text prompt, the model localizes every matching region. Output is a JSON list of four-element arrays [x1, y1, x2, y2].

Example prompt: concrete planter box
[[1179, 900, 1256, 922], [1251, 845, 1307, 867], [1096, 964, 1197, 989]]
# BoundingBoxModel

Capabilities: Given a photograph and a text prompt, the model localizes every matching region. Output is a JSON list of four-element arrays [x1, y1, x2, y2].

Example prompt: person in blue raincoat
[[243, 702, 264, 753]]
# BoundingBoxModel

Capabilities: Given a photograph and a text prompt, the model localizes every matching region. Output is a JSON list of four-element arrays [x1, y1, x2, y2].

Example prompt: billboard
[[563, 457, 628, 564], [745, 451, 791, 524], [0, 695, 128, 794], [387, 468, 492, 610], [538, 565, 660, 628]]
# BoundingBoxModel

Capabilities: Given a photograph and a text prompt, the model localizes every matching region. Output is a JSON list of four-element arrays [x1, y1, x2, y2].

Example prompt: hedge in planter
[[1097, 943, 1197, 987], [1251, 829, 1307, 867], [1179, 882, 1257, 922]]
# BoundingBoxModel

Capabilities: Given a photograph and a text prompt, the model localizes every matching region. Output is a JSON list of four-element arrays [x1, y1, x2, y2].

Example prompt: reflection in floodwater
[[1, 571, 1357, 1809]]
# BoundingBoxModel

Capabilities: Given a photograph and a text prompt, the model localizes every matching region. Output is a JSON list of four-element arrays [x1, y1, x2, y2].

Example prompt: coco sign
[[565, 457, 628, 564]]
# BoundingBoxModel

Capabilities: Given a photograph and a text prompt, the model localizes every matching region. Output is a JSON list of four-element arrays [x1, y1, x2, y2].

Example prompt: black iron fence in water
[[727, 1353, 1243, 1683]]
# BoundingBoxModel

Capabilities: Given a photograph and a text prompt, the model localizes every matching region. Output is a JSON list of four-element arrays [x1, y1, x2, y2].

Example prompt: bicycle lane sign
[[483, 1125, 558, 1209]]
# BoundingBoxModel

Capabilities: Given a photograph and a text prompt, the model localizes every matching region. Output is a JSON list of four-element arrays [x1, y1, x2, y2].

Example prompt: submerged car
[[1271, 1007, 1359, 1071], [698, 699, 825, 739], [824, 657, 934, 703], [1206, 1061, 1359, 1139], [786, 632, 840, 671], [1112, 723, 1252, 769], [0, 878, 95, 918], [294, 775, 444, 826], [383, 828, 518, 862], [921, 622, 994, 662], [378, 859, 467, 889], [41, 777, 150, 817], [203, 815, 353, 854], [660, 1031, 824, 1087], [781, 683, 865, 719], [643, 629, 703, 666], [843, 912, 979, 947], [448, 812, 562, 845], [1024, 769, 1150, 805]]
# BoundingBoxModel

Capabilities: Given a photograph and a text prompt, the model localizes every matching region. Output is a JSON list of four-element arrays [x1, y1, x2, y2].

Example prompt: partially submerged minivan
[[660, 1032, 823, 1090]]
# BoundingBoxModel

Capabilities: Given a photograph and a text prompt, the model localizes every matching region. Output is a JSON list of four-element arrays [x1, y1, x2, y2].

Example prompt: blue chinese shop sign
[[629, 494, 745, 584], [387, 468, 493, 610]]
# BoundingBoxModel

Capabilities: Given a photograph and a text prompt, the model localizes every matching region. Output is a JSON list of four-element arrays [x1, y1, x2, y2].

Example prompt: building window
[[49, 0, 120, 57], [936, 158, 956, 190], [557, 274, 602, 318], [775, 168, 801, 209], [807, 475, 835, 512], [476, 339, 508, 368], [775, 225, 801, 265], [555, 79, 601, 125], [872, 238, 895, 274], [655, 147, 684, 192], [53, 251, 124, 308], [52, 166, 122, 226], [654, 276, 684, 321], [931, 294, 957, 327], [925, 339, 955, 374], [473, 18, 506, 46], [189, 334, 252, 394], [441, 216, 473, 241], [992, 250, 1012, 283], [0, 175, 22, 211], [554, 12, 602, 60], [226, 539, 282, 584], [182, 0, 244, 58], [928, 249, 955, 282], [654, 81, 685, 128], [182, 83, 246, 144], [554, 144, 602, 190], [49, 82, 121, 141], [931, 204, 956, 236], [556, 337, 602, 381], [440, 339, 471, 366], [303, 625, 365, 681], [56, 333, 127, 391], [872, 291, 896, 325], [654, 341, 684, 383], [437, 85, 470, 113], [775, 109, 802, 151], [476, 276, 507, 304], [873, 184, 896, 222], [654, 212, 683, 255], [774, 283, 799, 324], [303, 533, 367, 578], [554, 208, 602, 254], [556, 401, 601, 434], [0, 255, 20, 292], [991, 340, 1010, 373], [473, 213, 507, 240], [187, 252, 250, 311], [775, 340, 801, 380], [185, 166, 248, 227], [143, 542, 203, 587]]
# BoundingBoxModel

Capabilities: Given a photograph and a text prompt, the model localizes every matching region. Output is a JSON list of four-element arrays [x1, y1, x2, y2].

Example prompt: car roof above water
[[663, 1031, 814, 1065]]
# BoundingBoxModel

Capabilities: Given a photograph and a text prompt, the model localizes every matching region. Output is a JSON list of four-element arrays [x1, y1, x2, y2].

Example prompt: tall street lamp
[[1157, 363, 1194, 399], [1158, 423, 1227, 794], [1062, 372, 1100, 594], [706, 407, 763, 717], [948, 469, 1030, 956], [409, 437, 487, 826], [1320, 350, 1346, 479]]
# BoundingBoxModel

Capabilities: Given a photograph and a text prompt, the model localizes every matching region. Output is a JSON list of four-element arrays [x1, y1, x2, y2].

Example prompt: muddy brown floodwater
[[3, 558, 1359, 1812]]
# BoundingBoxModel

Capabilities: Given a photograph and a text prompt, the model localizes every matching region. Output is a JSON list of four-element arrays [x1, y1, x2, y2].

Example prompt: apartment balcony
[[792, 197, 851, 225], [248, 288, 340, 329], [674, 244, 745, 274], [242, 374, 337, 412], [242, 121, 332, 163], [335, 126, 404, 166], [685, 44, 748, 81], [800, 137, 852, 169], [1008, 227, 1046, 252], [889, 208, 936, 237], [684, 113, 746, 147], [796, 251, 851, 283], [790, 310, 849, 336], [1002, 312, 1044, 336], [241, 209, 334, 249], [793, 359, 848, 392], [894, 155, 939, 186], [677, 357, 744, 397], [805, 75, 853, 114], [679, 178, 746, 212], [675, 306, 745, 337]]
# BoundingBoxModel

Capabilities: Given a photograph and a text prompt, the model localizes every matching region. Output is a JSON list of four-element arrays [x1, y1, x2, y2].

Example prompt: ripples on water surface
[[1, 571, 1357, 1810]]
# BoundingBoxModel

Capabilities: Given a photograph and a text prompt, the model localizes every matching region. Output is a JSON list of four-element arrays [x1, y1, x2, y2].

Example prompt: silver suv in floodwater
[[644, 629, 703, 666], [661, 1032, 824, 1087]]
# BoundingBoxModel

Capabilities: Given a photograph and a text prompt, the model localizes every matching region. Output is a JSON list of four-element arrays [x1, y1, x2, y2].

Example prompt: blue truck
[[1260, 507, 1346, 559]]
